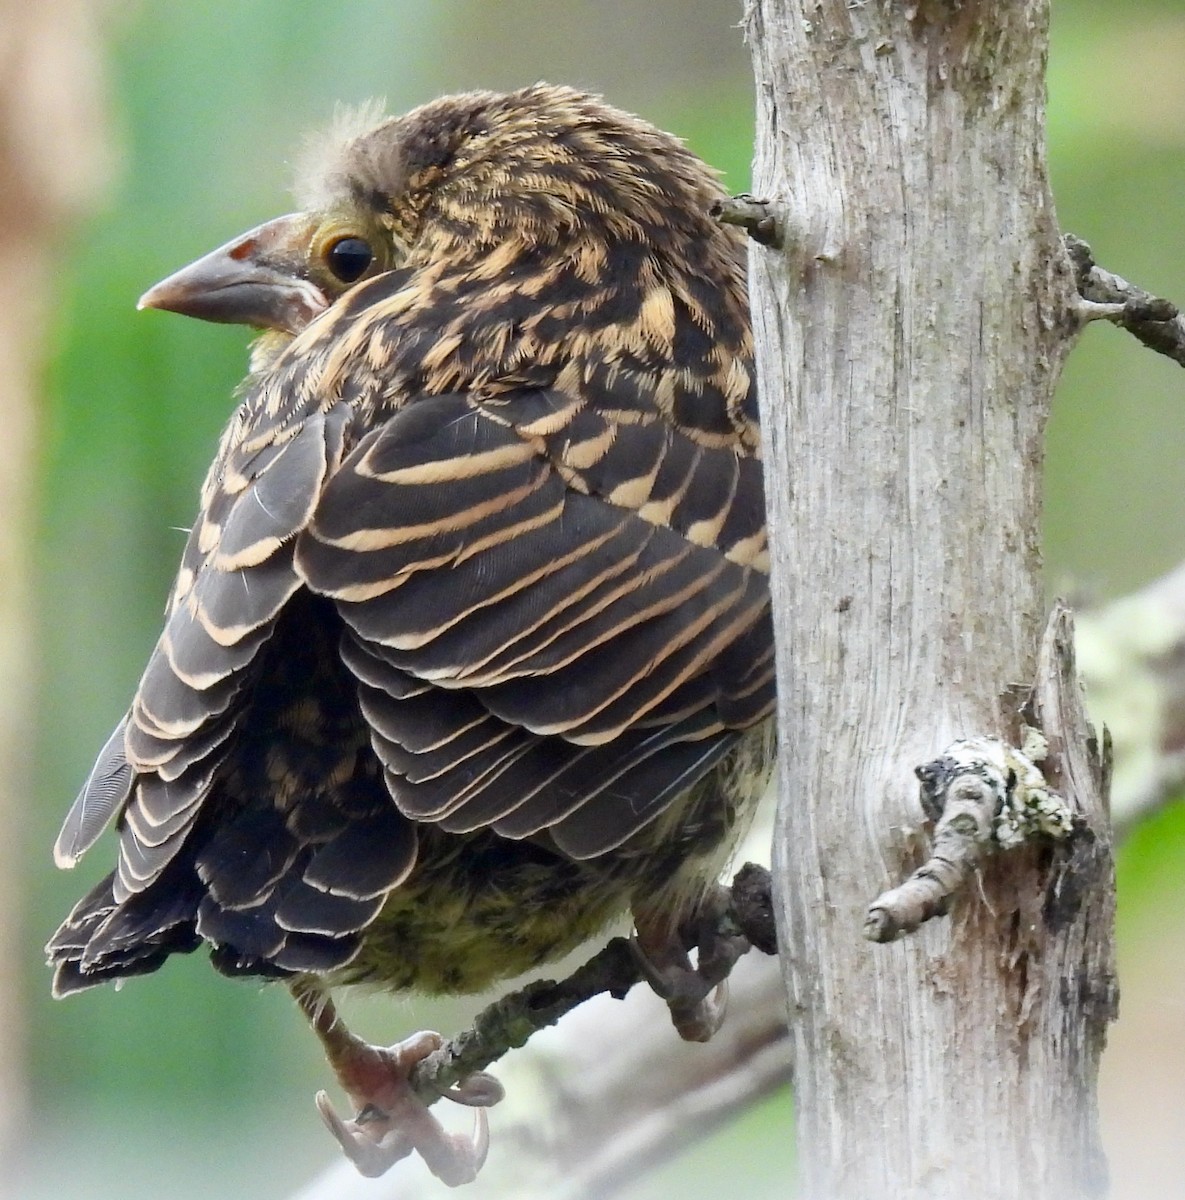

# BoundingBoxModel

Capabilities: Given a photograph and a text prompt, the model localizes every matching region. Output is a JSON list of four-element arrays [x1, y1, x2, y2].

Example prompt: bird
[[47, 83, 775, 1184]]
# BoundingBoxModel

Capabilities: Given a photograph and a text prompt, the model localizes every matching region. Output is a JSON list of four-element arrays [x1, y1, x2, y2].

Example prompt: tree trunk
[[745, 2, 1117, 1197]]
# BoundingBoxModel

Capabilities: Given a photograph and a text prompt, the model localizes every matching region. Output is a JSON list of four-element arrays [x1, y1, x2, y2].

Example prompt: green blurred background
[[15, 2, 1185, 1197]]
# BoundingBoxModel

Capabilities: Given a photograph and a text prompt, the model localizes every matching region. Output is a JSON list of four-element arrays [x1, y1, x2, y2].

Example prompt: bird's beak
[[138, 213, 328, 335]]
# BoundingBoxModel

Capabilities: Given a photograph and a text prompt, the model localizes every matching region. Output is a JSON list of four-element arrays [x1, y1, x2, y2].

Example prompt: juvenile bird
[[48, 84, 774, 1183]]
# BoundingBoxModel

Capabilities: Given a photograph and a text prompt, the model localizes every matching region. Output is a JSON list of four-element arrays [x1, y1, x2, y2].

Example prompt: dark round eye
[[325, 236, 374, 283]]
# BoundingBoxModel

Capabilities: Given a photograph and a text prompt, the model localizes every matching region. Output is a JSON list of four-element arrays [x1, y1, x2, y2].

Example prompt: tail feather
[[46, 868, 202, 998]]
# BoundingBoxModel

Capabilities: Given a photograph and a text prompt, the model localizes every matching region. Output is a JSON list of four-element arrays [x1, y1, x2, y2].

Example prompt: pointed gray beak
[[138, 213, 328, 335]]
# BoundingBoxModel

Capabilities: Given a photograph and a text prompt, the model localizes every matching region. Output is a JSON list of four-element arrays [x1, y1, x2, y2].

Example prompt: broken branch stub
[[865, 734, 1073, 943]]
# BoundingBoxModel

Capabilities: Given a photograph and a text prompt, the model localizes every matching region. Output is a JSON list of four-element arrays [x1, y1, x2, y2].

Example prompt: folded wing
[[296, 388, 773, 859]]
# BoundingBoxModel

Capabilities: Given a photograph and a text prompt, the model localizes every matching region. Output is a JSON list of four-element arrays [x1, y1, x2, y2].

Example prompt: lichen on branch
[[865, 734, 1073, 943]]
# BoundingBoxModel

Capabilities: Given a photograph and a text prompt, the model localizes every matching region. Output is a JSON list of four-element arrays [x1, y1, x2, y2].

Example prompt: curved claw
[[315, 1089, 415, 1179], [628, 933, 683, 999], [630, 928, 738, 1042], [671, 978, 729, 1043], [442, 1070, 506, 1108], [471, 1107, 490, 1173], [315, 1086, 492, 1186], [412, 1106, 491, 1187]]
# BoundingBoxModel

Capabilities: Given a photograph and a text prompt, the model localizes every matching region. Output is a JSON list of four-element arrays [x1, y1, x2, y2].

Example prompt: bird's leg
[[290, 982, 503, 1184], [631, 884, 751, 1042]]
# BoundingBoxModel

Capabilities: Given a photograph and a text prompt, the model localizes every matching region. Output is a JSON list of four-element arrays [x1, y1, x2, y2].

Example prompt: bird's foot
[[315, 1029, 502, 1183], [633, 889, 750, 1042], [293, 985, 503, 1184]]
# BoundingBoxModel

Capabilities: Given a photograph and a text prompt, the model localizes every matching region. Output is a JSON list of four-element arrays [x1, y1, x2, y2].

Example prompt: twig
[[410, 865, 776, 1103], [865, 732, 1074, 942], [409, 939, 640, 1102], [710, 194, 782, 248], [1065, 233, 1185, 366]]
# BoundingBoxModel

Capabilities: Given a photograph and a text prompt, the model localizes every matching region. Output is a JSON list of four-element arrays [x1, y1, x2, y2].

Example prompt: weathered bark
[[745, 2, 1116, 1197]]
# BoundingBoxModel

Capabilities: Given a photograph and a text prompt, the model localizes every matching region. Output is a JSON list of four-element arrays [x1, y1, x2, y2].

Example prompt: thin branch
[[1076, 560, 1185, 838], [865, 731, 1073, 942], [710, 194, 782, 248], [408, 865, 776, 1103], [1066, 233, 1185, 367], [288, 951, 789, 1200], [410, 939, 640, 1102]]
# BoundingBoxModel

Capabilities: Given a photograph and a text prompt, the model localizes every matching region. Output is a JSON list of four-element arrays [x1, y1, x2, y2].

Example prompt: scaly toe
[[301, 1001, 502, 1185], [442, 1070, 505, 1107], [316, 1089, 416, 1178], [669, 978, 729, 1042]]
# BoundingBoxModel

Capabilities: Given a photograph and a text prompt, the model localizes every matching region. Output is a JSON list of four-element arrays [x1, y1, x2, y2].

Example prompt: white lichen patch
[[942, 734, 1072, 850], [1019, 724, 1048, 765]]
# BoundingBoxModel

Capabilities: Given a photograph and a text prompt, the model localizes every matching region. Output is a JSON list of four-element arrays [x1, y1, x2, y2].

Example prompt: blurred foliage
[[20, 2, 1185, 1198]]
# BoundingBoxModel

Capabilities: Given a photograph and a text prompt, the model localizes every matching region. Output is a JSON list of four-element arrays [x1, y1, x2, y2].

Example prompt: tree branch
[[1066, 233, 1185, 367], [405, 865, 776, 1104], [1077, 560, 1185, 837], [709, 194, 782, 248], [865, 729, 1073, 942]]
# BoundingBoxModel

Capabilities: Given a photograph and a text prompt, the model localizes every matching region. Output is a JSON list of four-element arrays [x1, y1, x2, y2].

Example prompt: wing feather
[[63, 390, 350, 924], [299, 386, 772, 850], [53, 717, 135, 868]]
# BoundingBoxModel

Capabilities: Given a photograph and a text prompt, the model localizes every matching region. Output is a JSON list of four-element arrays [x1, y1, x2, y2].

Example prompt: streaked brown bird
[[48, 83, 774, 1183]]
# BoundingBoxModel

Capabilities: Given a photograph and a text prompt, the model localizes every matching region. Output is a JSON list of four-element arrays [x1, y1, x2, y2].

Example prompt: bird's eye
[[325, 236, 374, 283]]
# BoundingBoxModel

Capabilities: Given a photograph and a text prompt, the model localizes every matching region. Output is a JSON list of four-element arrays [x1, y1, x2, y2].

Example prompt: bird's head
[[138, 84, 734, 345]]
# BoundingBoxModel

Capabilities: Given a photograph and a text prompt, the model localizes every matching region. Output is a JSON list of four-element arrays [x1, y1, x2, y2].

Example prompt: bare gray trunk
[[744, 1, 1117, 1196]]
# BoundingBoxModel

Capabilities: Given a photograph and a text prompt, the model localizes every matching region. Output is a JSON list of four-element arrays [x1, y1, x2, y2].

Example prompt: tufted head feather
[[291, 84, 728, 259], [293, 98, 394, 212]]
